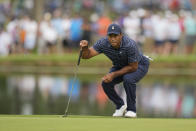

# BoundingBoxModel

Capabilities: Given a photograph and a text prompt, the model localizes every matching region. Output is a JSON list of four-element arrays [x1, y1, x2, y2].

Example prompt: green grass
[[0, 54, 111, 67], [153, 55, 196, 62], [0, 53, 108, 62], [0, 53, 196, 63], [0, 115, 195, 131]]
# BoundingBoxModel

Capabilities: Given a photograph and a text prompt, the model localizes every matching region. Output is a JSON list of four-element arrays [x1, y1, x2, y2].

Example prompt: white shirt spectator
[[62, 16, 71, 39], [167, 15, 181, 40], [152, 15, 168, 41], [143, 16, 153, 38], [23, 19, 38, 50], [123, 12, 140, 42], [40, 21, 57, 44], [0, 31, 12, 56], [7, 19, 19, 43], [7, 19, 18, 34]]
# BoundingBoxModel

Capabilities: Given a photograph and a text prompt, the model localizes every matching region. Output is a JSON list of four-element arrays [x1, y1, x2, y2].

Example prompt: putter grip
[[77, 50, 82, 66]]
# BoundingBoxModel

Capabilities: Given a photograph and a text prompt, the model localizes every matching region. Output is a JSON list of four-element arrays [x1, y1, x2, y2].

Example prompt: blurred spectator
[[143, 11, 153, 38], [164, 14, 181, 55], [137, 8, 147, 51], [39, 13, 58, 54], [7, 17, 20, 54], [96, 14, 111, 37], [123, 10, 140, 43], [18, 24, 26, 53], [61, 14, 71, 52], [81, 17, 92, 43], [169, 0, 180, 10], [0, 27, 12, 56], [70, 14, 83, 48], [22, 15, 38, 53], [51, 9, 64, 53], [151, 13, 168, 55], [179, 10, 186, 33], [184, 12, 196, 54]]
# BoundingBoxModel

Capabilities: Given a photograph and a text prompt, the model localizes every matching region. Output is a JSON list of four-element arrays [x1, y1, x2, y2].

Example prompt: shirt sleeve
[[127, 41, 140, 63], [92, 39, 104, 53]]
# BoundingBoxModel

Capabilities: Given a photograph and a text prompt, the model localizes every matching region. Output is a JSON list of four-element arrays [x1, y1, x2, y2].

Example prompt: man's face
[[108, 33, 122, 49]]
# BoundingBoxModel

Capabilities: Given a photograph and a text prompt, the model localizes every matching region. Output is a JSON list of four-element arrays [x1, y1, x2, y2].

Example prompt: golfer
[[80, 23, 150, 118]]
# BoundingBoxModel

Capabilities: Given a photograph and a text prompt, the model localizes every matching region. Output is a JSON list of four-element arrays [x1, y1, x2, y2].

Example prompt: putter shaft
[[63, 50, 82, 117]]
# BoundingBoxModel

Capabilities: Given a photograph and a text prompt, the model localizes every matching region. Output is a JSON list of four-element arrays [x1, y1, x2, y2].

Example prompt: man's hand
[[79, 40, 99, 59], [102, 72, 115, 83], [80, 40, 88, 50]]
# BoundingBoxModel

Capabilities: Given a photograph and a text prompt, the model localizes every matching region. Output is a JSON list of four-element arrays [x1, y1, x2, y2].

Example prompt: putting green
[[0, 115, 195, 131]]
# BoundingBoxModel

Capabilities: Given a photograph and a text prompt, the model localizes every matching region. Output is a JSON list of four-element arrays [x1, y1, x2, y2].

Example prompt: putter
[[63, 50, 83, 117]]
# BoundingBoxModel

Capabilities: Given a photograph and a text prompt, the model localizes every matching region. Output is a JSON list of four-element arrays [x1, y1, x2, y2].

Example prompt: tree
[[33, 0, 44, 22]]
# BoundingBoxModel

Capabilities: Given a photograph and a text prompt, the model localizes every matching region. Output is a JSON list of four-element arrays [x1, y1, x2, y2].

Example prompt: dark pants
[[102, 57, 149, 112]]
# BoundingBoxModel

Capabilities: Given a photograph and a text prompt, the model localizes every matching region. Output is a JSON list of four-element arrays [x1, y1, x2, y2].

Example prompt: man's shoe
[[112, 105, 127, 117], [124, 111, 137, 118]]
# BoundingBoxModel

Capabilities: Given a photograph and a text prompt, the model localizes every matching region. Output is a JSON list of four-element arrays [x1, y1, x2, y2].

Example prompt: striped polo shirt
[[93, 35, 144, 68]]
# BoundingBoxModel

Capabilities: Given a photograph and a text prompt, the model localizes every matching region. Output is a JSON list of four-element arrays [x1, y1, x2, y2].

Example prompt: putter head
[[62, 114, 67, 117], [62, 112, 68, 117]]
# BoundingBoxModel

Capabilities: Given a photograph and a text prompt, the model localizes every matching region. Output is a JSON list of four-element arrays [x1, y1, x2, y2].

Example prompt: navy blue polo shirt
[[93, 35, 144, 68]]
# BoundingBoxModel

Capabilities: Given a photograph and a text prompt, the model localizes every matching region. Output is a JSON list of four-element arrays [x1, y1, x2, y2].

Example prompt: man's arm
[[80, 40, 99, 59], [102, 62, 138, 83]]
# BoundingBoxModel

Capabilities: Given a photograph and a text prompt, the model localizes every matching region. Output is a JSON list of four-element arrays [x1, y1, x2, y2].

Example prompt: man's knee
[[123, 75, 136, 84], [101, 81, 114, 89]]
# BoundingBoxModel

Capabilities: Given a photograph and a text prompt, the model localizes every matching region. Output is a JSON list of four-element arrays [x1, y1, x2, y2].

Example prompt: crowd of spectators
[[0, 0, 196, 56]]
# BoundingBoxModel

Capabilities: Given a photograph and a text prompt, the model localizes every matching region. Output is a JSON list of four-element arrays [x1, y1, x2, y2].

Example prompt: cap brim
[[107, 31, 120, 35]]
